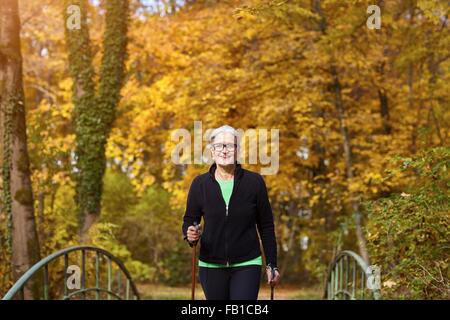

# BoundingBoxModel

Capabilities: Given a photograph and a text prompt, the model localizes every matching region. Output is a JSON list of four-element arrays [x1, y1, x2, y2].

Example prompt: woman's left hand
[[266, 267, 281, 286]]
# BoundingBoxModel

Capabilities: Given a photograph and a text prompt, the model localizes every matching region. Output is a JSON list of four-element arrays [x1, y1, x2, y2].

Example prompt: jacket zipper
[[225, 204, 229, 266], [213, 169, 242, 266], [225, 176, 241, 266], [214, 178, 230, 266]]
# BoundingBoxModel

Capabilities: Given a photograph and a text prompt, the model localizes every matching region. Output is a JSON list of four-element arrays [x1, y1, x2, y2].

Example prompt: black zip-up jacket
[[182, 162, 278, 267]]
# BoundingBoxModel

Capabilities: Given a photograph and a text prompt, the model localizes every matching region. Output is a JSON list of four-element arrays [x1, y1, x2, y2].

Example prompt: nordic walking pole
[[191, 221, 199, 300]]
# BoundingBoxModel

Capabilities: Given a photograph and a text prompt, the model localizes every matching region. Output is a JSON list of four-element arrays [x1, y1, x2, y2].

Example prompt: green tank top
[[198, 178, 262, 268]]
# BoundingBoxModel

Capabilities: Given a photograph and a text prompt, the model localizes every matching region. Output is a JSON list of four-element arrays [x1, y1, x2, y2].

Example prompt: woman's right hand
[[187, 224, 202, 243]]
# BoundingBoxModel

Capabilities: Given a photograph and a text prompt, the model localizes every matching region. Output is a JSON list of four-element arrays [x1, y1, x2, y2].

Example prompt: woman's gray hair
[[209, 125, 239, 145]]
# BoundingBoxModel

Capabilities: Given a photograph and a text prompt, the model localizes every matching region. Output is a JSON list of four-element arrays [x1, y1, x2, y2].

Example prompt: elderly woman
[[182, 125, 280, 300]]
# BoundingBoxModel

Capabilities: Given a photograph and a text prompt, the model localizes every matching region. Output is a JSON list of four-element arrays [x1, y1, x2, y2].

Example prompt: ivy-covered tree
[[63, 0, 129, 241], [0, 0, 41, 299]]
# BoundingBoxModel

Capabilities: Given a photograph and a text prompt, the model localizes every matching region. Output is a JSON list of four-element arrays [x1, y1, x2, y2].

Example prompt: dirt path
[[137, 283, 323, 300]]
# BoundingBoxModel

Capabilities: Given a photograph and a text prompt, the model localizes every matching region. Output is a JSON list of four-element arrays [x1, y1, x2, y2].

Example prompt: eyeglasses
[[211, 143, 237, 152]]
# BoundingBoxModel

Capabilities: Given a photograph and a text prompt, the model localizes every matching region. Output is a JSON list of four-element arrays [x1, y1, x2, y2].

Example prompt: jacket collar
[[209, 161, 244, 181]]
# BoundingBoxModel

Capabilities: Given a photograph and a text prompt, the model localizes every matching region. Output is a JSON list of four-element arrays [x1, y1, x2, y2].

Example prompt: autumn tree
[[0, 0, 41, 299]]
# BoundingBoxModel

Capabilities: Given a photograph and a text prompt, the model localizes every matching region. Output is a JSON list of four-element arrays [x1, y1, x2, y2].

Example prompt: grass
[[136, 283, 323, 300]]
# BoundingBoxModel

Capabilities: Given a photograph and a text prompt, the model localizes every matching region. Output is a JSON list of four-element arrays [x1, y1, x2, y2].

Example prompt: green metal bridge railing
[[3, 246, 378, 300], [2, 246, 140, 300], [324, 250, 381, 300]]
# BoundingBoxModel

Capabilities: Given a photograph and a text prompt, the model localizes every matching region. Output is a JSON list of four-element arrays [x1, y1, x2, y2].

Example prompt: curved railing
[[324, 250, 381, 300], [2, 246, 140, 300]]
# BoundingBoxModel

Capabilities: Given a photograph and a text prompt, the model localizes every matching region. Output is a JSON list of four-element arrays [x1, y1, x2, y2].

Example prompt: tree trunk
[[0, 0, 41, 299], [406, 5, 419, 155], [37, 191, 45, 244], [311, 0, 370, 264], [408, 63, 418, 154], [280, 218, 299, 278], [377, 88, 391, 135], [331, 66, 370, 265]]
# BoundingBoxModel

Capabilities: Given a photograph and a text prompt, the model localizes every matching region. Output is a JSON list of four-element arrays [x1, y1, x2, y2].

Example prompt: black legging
[[199, 265, 262, 300]]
